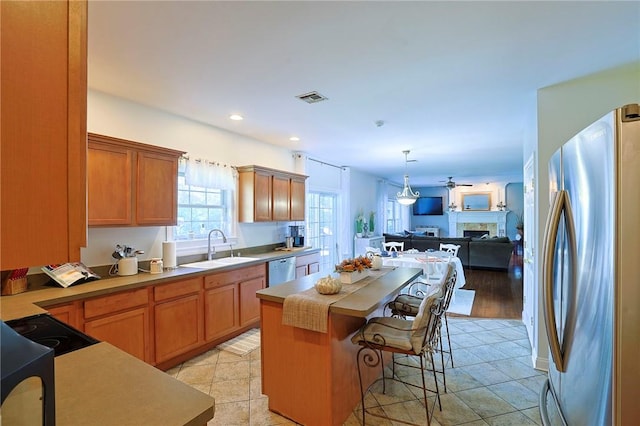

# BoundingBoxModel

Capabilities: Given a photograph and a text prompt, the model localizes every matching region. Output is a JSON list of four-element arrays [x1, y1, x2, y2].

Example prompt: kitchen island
[[256, 267, 422, 426]]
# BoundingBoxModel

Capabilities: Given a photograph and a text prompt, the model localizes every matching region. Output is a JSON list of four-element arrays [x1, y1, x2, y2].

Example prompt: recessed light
[[229, 114, 243, 121], [289, 136, 300, 142]]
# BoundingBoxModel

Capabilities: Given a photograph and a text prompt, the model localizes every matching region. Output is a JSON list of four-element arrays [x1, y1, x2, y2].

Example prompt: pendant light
[[396, 150, 420, 205]]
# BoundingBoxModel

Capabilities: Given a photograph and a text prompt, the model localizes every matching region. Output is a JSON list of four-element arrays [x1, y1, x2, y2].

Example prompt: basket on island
[[335, 256, 372, 284]]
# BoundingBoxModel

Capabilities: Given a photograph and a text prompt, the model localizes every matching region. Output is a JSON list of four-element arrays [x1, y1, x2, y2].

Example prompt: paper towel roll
[[162, 241, 177, 269]]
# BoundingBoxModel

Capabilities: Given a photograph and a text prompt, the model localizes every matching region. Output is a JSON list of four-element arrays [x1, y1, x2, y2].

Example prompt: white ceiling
[[87, 1, 639, 188]]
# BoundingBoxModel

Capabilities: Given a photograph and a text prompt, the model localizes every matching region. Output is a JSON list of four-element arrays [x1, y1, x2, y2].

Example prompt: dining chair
[[386, 263, 458, 382], [383, 241, 404, 252], [439, 243, 460, 257], [352, 283, 445, 426]]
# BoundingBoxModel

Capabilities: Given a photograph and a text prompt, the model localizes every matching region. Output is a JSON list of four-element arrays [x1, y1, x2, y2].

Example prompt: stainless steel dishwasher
[[268, 257, 296, 286]]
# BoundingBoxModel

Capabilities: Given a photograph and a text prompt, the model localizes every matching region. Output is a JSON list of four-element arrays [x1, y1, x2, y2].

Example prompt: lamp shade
[[396, 175, 419, 205]]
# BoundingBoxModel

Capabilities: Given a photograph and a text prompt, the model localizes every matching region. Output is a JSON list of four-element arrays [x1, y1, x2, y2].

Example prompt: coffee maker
[[289, 225, 305, 247]]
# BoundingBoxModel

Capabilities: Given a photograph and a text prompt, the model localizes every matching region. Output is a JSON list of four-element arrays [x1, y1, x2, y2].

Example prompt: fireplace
[[447, 210, 508, 237], [464, 230, 490, 238]]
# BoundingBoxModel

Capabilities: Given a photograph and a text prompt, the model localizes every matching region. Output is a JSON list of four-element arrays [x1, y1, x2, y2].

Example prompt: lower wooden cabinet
[[204, 284, 239, 341], [295, 252, 321, 278], [153, 277, 204, 364], [84, 306, 151, 362], [46, 302, 81, 329], [204, 263, 266, 341], [83, 288, 151, 362], [239, 276, 265, 326], [47, 262, 268, 368]]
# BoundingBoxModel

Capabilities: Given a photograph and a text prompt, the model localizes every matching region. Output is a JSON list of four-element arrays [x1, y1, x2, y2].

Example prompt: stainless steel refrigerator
[[540, 104, 640, 425]]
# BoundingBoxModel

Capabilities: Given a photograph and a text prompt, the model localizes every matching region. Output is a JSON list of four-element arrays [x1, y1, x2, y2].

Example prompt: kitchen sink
[[214, 256, 259, 264], [180, 257, 259, 269]]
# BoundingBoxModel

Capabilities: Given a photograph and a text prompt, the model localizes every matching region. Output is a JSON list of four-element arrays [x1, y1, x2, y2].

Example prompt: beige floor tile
[[455, 387, 517, 418], [184, 317, 543, 425], [177, 363, 217, 386], [208, 400, 250, 425], [213, 360, 250, 382], [210, 378, 251, 403], [185, 348, 220, 366], [249, 397, 297, 425], [484, 411, 539, 425], [431, 393, 482, 425], [520, 407, 543, 425], [487, 381, 539, 410]]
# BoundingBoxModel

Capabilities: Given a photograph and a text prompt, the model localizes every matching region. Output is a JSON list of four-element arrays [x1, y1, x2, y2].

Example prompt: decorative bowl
[[315, 275, 342, 295]]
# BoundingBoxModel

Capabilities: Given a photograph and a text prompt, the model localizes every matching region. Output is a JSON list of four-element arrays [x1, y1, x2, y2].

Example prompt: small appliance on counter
[[111, 244, 144, 276], [289, 225, 305, 247]]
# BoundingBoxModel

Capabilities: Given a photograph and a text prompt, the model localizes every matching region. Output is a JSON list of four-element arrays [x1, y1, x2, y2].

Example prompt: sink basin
[[180, 257, 259, 269], [180, 260, 226, 269], [214, 256, 259, 264]]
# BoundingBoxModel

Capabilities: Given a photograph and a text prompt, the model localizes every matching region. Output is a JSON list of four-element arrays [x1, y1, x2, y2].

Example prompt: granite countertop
[[256, 266, 423, 318], [1, 247, 320, 321], [55, 342, 214, 426]]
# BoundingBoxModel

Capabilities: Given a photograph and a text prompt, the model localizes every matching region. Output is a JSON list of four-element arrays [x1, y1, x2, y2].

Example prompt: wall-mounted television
[[412, 196, 444, 215]]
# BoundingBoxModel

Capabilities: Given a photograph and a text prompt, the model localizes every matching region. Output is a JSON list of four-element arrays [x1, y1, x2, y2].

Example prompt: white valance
[[184, 157, 236, 190]]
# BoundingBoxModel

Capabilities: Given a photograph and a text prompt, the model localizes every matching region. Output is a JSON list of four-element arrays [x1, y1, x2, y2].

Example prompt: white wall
[[528, 62, 640, 369], [84, 90, 296, 266]]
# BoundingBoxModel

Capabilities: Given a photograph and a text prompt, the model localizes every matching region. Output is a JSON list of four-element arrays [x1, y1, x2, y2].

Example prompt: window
[[307, 191, 338, 273], [173, 161, 234, 240], [386, 199, 402, 233]]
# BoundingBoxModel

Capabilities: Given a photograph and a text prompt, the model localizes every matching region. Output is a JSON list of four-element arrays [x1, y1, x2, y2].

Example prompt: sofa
[[383, 232, 515, 270]]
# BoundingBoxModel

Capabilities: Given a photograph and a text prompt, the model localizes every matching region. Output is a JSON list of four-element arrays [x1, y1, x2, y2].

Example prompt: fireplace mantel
[[448, 210, 509, 237]]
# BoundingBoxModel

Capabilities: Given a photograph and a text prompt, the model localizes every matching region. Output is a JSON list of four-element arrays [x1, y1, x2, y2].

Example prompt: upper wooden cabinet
[[238, 165, 307, 222], [87, 133, 184, 227], [0, 0, 87, 269]]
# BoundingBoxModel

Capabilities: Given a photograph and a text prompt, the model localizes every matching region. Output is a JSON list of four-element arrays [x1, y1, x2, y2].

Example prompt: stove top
[[5, 314, 99, 357]]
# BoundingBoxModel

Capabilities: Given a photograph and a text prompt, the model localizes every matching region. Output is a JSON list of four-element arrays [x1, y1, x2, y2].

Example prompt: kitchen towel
[[162, 241, 177, 269]]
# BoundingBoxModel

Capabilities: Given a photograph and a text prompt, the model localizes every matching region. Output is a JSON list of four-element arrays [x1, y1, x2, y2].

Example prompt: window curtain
[[184, 157, 236, 190], [376, 179, 388, 236]]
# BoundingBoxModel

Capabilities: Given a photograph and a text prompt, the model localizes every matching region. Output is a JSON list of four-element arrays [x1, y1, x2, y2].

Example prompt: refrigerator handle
[[542, 190, 567, 372]]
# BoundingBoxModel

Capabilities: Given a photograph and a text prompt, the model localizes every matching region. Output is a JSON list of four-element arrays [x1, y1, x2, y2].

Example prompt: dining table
[[381, 250, 466, 290]]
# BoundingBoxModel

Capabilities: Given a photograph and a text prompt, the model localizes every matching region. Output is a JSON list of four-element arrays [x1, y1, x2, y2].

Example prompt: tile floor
[[166, 317, 545, 425]]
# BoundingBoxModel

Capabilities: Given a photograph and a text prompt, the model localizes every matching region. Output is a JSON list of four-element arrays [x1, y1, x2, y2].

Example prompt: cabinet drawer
[[204, 264, 266, 289], [154, 277, 202, 302], [296, 252, 320, 267], [84, 288, 149, 319]]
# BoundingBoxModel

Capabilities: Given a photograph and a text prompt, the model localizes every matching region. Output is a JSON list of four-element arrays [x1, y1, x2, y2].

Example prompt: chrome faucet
[[207, 229, 227, 260]]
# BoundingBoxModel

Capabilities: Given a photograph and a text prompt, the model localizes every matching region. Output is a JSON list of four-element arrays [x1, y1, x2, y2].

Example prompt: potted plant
[[355, 211, 365, 237], [368, 211, 375, 236]]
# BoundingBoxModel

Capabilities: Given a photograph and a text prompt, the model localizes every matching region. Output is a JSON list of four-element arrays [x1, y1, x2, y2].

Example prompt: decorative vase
[[340, 270, 369, 284]]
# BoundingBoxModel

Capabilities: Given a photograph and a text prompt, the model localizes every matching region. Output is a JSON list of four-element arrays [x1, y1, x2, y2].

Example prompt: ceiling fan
[[441, 176, 473, 189]]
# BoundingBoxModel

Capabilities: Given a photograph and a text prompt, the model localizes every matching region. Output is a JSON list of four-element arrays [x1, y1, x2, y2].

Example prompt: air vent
[[296, 91, 328, 104]]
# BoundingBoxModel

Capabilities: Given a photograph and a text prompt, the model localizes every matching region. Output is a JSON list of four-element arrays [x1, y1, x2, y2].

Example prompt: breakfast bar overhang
[[256, 267, 423, 426]]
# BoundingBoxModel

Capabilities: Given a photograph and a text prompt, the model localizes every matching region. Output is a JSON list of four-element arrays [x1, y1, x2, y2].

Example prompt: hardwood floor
[[458, 253, 524, 319]]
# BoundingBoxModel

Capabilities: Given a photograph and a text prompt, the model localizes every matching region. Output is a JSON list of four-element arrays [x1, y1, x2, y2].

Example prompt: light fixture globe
[[396, 151, 419, 205]]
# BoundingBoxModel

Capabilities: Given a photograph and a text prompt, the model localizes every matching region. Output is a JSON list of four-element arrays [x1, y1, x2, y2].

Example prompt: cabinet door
[[239, 277, 265, 326], [47, 303, 81, 329], [136, 151, 178, 225], [87, 142, 133, 225], [154, 294, 203, 363], [204, 284, 239, 341], [308, 262, 320, 275], [254, 171, 272, 221], [272, 174, 291, 221], [0, 0, 87, 269], [295, 265, 307, 279], [84, 306, 151, 362], [290, 177, 306, 221]]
